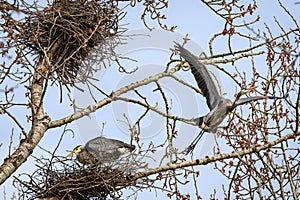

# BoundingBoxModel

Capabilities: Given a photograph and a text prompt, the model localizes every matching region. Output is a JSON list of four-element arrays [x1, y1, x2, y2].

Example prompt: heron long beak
[[65, 145, 83, 157], [65, 151, 75, 157]]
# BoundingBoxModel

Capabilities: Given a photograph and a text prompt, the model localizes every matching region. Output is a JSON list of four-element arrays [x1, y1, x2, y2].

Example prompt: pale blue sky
[[1, 0, 299, 199]]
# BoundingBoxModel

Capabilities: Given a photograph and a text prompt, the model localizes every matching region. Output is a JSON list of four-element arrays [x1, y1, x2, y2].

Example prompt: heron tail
[[193, 117, 204, 128]]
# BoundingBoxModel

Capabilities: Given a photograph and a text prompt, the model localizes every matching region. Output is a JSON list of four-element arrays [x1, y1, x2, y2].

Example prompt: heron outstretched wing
[[174, 43, 221, 110], [235, 94, 288, 106]]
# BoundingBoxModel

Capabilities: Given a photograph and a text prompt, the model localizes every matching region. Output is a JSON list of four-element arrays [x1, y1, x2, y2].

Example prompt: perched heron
[[174, 43, 288, 154], [66, 136, 135, 164]]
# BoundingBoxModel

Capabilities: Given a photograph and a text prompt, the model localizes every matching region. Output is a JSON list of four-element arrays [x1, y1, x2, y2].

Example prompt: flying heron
[[174, 42, 287, 154], [66, 136, 135, 164]]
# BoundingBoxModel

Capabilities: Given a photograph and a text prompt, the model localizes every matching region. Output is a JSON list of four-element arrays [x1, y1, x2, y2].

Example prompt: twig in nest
[[19, 0, 122, 86], [14, 153, 148, 199]]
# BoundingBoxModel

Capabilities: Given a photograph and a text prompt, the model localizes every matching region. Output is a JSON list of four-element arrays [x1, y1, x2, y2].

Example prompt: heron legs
[[185, 129, 205, 154]]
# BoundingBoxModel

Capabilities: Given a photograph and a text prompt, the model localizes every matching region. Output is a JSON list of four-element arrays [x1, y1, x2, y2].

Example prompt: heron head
[[66, 145, 84, 157]]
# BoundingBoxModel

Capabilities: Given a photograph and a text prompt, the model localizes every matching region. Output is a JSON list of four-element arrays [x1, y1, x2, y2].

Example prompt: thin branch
[[49, 64, 182, 128], [2, 108, 28, 137], [132, 131, 300, 181]]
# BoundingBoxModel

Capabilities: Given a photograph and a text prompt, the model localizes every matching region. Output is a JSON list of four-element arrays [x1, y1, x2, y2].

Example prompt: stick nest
[[14, 155, 146, 200], [20, 0, 121, 86]]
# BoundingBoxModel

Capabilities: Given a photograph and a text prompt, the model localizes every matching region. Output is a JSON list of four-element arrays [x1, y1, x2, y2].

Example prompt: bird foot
[[185, 144, 196, 155]]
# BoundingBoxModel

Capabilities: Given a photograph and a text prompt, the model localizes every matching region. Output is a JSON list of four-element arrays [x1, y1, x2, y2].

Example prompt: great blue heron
[[174, 43, 287, 154], [66, 136, 135, 164]]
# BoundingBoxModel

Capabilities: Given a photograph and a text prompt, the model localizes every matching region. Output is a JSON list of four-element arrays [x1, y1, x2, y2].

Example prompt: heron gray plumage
[[174, 42, 288, 154], [66, 136, 135, 164]]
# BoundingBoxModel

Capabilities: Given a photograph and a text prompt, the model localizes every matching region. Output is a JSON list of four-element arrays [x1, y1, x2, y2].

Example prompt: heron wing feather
[[236, 94, 287, 107], [174, 43, 221, 110], [236, 96, 268, 106], [85, 136, 134, 162]]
